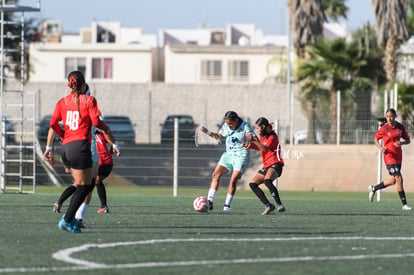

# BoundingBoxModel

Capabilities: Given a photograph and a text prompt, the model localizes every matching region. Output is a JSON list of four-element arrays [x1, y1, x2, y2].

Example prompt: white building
[[29, 21, 348, 85], [164, 44, 286, 84], [29, 20, 156, 83], [159, 23, 289, 84]]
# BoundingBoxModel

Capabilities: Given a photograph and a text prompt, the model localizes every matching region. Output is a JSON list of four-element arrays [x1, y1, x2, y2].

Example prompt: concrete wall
[[20, 82, 304, 144], [6, 82, 407, 193], [243, 144, 414, 193]]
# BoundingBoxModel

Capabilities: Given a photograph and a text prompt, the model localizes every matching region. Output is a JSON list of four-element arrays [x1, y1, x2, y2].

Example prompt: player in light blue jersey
[[201, 111, 254, 213]]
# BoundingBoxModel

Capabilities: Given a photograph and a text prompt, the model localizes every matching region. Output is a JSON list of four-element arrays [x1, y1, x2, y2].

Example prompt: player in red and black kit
[[95, 129, 118, 213], [44, 70, 115, 233], [369, 108, 411, 210], [243, 117, 286, 215]]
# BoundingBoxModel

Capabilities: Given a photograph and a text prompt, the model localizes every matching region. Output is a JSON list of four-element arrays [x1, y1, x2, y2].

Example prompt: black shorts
[[386, 164, 401, 176], [98, 164, 113, 177], [61, 140, 92, 169], [258, 163, 283, 177]]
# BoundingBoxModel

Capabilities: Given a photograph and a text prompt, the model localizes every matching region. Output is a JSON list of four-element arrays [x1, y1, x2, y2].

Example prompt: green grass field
[[1, 186, 413, 275]]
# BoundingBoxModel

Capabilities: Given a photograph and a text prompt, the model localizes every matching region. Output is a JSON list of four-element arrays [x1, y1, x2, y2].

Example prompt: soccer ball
[[193, 196, 208, 212]]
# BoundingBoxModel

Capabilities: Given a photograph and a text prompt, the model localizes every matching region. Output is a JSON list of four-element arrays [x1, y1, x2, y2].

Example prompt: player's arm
[[398, 138, 410, 146], [97, 128, 121, 156], [374, 135, 387, 153], [103, 130, 121, 156], [49, 113, 64, 139], [201, 126, 222, 139], [243, 132, 260, 150], [396, 127, 411, 147], [250, 139, 267, 151], [44, 128, 56, 163]]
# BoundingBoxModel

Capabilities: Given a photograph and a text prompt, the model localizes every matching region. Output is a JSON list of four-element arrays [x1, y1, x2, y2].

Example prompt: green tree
[[349, 23, 386, 121], [372, 0, 409, 85], [396, 83, 414, 121], [287, 0, 326, 143], [296, 38, 369, 143], [321, 0, 349, 20], [405, 1, 414, 36], [287, 0, 348, 143], [287, 0, 326, 59]]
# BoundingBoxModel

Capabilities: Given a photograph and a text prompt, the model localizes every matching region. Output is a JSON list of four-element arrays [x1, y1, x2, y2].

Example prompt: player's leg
[[75, 162, 98, 227], [395, 174, 411, 210], [65, 168, 92, 219], [59, 141, 93, 233], [96, 176, 109, 213], [222, 155, 249, 213], [207, 153, 230, 211], [263, 164, 285, 212], [75, 180, 95, 228], [53, 160, 75, 213], [223, 170, 242, 212], [53, 184, 76, 213], [369, 164, 396, 202], [206, 164, 228, 210], [248, 171, 274, 215], [96, 164, 112, 213]]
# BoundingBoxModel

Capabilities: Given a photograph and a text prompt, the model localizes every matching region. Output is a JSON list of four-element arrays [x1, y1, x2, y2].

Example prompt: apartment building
[[29, 20, 349, 85], [29, 20, 156, 83]]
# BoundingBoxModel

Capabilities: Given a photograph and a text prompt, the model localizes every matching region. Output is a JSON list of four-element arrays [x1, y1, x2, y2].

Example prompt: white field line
[[1, 237, 414, 273]]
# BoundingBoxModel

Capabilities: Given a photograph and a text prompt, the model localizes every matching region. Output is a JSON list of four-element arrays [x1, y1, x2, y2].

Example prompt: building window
[[229, 60, 249, 82], [65, 58, 86, 78], [201, 60, 222, 81], [92, 58, 113, 79]]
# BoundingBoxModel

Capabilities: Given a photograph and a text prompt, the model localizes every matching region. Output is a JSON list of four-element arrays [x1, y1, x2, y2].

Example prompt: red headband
[[68, 77, 78, 89]]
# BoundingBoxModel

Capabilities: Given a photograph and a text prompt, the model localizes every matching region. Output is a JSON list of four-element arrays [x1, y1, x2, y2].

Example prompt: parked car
[[37, 115, 135, 145], [37, 115, 63, 144], [294, 129, 323, 144], [103, 115, 135, 145], [37, 115, 52, 143], [160, 115, 198, 143]]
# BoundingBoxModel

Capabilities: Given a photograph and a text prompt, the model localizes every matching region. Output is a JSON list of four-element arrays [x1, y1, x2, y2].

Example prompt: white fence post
[[273, 119, 279, 187], [173, 118, 179, 197], [337, 90, 340, 145]]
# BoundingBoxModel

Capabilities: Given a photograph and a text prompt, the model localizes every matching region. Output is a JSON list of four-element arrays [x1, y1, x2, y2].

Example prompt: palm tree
[[372, 0, 409, 84], [287, 0, 348, 143], [287, 0, 326, 59], [396, 83, 414, 121], [350, 23, 386, 121], [321, 0, 349, 21], [406, 1, 414, 35], [287, 0, 326, 143], [296, 38, 369, 143]]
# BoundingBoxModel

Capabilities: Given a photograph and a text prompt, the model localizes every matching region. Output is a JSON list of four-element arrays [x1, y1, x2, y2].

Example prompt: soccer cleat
[[97, 206, 110, 213], [223, 205, 231, 214], [58, 218, 69, 231], [368, 185, 375, 202], [58, 217, 81, 233], [53, 202, 62, 213], [207, 200, 214, 211], [277, 204, 286, 212], [69, 217, 81, 233], [77, 219, 88, 228], [261, 204, 276, 215], [402, 204, 412, 210]]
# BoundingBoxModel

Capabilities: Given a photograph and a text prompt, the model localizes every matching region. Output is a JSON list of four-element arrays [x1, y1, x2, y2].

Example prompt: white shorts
[[218, 152, 250, 175]]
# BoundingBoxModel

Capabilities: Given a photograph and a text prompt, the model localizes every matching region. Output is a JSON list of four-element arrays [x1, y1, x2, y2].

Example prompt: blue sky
[[22, 0, 375, 34]]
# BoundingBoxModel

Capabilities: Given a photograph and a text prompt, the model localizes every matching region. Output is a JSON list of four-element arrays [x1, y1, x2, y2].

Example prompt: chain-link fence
[[34, 117, 414, 193]]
